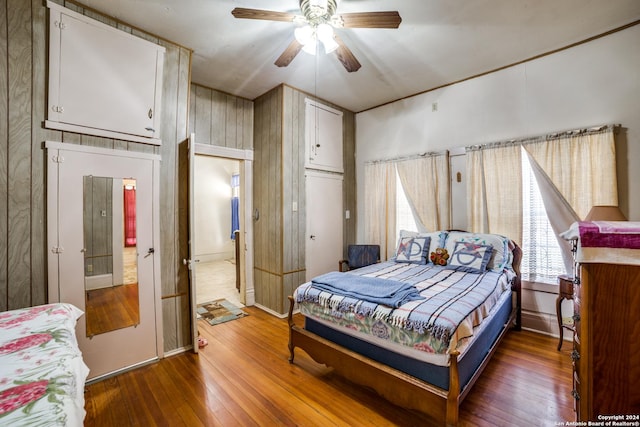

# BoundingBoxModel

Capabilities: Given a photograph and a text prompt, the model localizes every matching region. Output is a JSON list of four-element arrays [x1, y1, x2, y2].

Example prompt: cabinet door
[[306, 171, 343, 281], [305, 99, 343, 173], [48, 3, 164, 143]]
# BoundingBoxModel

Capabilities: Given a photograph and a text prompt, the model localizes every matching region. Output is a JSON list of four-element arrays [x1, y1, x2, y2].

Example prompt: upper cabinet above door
[[305, 99, 344, 173], [46, 1, 165, 145]]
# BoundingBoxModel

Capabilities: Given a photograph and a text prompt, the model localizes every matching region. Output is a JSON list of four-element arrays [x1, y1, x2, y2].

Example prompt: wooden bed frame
[[287, 242, 522, 427]]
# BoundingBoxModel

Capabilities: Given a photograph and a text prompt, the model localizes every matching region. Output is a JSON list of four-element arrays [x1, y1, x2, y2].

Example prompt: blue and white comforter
[[296, 261, 514, 352]]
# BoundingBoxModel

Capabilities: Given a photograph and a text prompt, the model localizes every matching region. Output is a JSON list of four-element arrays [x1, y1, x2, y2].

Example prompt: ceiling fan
[[231, 0, 402, 72]]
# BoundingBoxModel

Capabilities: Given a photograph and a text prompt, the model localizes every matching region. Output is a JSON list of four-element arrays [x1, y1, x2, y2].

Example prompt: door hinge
[[51, 105, 64, 113], [52, 154, 64, 163], [51, 246, 65, 254]]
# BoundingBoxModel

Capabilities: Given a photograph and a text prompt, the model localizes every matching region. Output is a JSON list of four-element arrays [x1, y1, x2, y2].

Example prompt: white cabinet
[[305, 99, 343, 173], [46, 2, 164, 145]]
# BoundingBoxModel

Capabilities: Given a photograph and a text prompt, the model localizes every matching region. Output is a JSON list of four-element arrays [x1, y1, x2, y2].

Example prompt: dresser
[[571, 245, 640, 419]]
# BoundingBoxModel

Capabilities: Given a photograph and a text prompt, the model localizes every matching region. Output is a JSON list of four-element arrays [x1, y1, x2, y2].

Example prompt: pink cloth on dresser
[[578, 221, 640, 249]]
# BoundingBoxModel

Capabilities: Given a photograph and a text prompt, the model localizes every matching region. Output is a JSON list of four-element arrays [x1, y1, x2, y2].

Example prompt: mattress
[[304, 290, 513, 391], [295, 261, 513, 366]]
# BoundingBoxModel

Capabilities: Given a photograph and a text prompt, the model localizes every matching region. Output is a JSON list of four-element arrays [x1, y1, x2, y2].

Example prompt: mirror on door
[[83, 175, 140, 337]]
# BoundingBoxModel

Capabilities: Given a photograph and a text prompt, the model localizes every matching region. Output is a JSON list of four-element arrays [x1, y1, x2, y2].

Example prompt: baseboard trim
[[521, 310, 572, 342], [253, 303, 288, 319]]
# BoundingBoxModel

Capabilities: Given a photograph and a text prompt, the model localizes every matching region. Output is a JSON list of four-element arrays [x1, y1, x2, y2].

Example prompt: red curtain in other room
[[124, 187, 137, 247]]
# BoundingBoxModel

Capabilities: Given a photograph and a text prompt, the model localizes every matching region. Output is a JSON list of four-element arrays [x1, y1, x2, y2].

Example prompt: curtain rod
[[465, 123, 619, 151], [365, 149, 449, 165]]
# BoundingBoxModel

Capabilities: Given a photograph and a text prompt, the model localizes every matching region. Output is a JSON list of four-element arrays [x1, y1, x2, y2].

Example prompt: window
[[396, 170, 417, 233], [521, 152, 565, 284]]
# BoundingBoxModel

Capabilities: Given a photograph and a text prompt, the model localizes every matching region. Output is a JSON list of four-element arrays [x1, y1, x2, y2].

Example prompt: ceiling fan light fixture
[[232, 0, 399, 71], [317, 23, 338, 53], [302, 38, 318, 55], [294, 25, 314, 45]]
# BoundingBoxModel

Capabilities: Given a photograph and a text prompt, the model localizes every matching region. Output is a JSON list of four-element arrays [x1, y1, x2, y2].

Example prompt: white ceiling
[[77, 0, 640, 112]]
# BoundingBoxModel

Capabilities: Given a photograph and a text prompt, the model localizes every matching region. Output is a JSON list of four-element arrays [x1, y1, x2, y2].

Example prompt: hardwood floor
[[84, 307, 574, 426]]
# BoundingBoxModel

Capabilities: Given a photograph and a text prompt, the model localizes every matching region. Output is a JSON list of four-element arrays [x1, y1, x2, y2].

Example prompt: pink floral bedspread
[[0, 304, 89, 426]]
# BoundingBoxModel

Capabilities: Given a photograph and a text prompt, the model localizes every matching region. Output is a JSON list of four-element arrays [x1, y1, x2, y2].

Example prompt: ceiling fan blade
[[338, 11, 402, 29], [333, 35, 361, 73], [274, 39, 304, 68], [231, 7, 297, 23]]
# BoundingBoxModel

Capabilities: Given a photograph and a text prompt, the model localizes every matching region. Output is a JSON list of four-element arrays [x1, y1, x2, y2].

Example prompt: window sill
[[522, 280, 558, 294]]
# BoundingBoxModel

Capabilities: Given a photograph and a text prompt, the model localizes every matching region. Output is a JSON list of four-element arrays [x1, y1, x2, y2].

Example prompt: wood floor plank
[[85, 307, 574, 426]]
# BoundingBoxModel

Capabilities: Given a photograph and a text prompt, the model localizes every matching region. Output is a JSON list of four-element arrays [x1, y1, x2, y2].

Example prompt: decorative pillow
[[417, 231, 448, 260], [395, 236, 431, 264], [444, 231, 512, 272], [448, 241, 494, 273]]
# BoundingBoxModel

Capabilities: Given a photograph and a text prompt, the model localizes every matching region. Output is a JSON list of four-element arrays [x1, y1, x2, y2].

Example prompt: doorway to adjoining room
[[194, 155, 243, 308]]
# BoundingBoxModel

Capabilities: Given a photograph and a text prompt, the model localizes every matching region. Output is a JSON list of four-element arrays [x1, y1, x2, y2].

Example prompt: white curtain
[[395, 153, 451, 232], [363, 162, 396, 260], [523, 127, 618, 220], [466, 125, 618, 278], [466, 149, 488, 233], [466, 144, 523, 244], [523, 126, 618, 273]]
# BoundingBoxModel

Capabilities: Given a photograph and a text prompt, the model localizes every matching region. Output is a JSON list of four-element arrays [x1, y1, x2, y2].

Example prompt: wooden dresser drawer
[[572, 347, 581, 379], [573, 371, 581, 419], [572, 301, 581, 338]]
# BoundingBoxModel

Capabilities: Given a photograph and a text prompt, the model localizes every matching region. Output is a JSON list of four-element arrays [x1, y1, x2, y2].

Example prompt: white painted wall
[[194, 156, 240, 262], [355, 24, 640, 337], [356, 24, 640, 240]]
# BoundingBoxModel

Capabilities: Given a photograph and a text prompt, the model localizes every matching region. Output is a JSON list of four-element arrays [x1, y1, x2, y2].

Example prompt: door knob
[[144, 248, 155, 258], [310, 235, 316, 240]]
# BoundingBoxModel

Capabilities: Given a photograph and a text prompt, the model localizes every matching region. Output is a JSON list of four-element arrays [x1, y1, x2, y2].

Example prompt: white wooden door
[[306, 171, 343, 281], [47, 143, 161, 381], [182, 135, 200, 353]]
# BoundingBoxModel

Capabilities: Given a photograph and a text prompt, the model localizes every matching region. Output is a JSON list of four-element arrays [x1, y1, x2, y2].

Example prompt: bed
[[287, 230, 521, 426], [0, 303, 89, 426]]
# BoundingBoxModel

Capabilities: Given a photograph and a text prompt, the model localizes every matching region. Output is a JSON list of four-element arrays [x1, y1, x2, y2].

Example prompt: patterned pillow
[[395, 236, 431, 264], [395, 230, 449, 264], [444, 231, 512, 272], [417, 231, 448, 261], [448, 241, 494, 273]]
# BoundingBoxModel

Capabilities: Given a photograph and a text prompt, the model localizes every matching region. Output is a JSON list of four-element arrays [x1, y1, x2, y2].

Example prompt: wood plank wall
[[189, 84, 253, 149], [0, 0, 193, 353], [0, 0, 354, 345], [253, 87, 284, 312], [253, 84, 356, 315]]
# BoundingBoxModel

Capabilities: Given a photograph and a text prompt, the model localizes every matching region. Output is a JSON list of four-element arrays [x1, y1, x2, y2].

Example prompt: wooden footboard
[[287, 294, 519, 427]]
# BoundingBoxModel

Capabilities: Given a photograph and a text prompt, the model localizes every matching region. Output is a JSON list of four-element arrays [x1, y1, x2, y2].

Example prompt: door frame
[[186, 136, 254, 353]]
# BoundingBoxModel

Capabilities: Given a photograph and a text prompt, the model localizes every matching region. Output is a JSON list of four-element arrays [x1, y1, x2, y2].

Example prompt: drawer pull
[[571, 350, 580, 361], [572, 389, 580, 400]]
